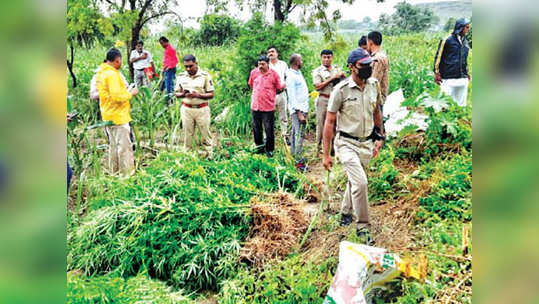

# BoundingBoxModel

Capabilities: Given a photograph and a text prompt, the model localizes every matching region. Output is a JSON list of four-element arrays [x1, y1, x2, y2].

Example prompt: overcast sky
[[149, 0, 462, 33]]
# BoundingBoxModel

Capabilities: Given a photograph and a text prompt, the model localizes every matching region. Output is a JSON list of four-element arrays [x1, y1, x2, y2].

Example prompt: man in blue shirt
[[286, 53, 309, 171]]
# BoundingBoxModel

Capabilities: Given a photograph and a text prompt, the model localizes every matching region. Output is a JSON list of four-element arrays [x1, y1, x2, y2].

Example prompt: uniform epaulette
[[334, 77, 349, 91]]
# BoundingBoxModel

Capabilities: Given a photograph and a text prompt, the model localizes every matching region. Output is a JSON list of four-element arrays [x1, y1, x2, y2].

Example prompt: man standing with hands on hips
[[322, 48, 385, 244]]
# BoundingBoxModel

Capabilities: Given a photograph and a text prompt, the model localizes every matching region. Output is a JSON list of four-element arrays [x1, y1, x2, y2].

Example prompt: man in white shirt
[[267, 46, 290, 144], [286, 54, 309, 171], [129, 40, 156, 88]]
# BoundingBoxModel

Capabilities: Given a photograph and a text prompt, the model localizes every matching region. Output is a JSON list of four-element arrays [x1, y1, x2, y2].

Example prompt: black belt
[[136, 68, 146, 71], [339, 131, 368, 142]]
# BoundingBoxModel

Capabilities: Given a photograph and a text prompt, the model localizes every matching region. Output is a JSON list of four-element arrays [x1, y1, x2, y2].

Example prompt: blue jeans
[[161, 67, 176, 100]]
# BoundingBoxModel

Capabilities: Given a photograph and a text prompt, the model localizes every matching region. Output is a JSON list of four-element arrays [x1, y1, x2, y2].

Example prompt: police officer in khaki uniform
[[312, 49, 346, 153], [366, 31, 390, 106], [322, 48, 385, 243], [174, 54, 215, 154]]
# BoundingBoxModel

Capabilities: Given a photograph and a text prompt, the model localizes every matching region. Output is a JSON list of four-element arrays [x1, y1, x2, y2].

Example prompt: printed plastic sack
[[323, 241, 426, 304]]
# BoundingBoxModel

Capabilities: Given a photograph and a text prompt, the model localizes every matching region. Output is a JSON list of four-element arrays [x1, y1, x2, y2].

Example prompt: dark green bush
[[237, 13, 301, 78], [192, 14, 240, 46]]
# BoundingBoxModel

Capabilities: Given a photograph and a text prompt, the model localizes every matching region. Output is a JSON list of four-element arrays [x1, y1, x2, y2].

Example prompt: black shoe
[[340, 214, 353, 226], [266, 151, 274, 158], [356, 226, 375, 245]]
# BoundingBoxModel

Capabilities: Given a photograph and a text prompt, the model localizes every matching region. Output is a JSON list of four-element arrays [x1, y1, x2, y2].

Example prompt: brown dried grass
[[240, 192, 309, 266]]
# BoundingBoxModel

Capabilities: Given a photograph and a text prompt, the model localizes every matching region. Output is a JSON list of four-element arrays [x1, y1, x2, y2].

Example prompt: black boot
[[340, 213, 353, 226]]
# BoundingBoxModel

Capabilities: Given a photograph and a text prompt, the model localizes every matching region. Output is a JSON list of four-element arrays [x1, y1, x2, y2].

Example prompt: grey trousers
[[290, 111, 307, 160], [134, 69, 149, 88], [275, 92, 289, 136]]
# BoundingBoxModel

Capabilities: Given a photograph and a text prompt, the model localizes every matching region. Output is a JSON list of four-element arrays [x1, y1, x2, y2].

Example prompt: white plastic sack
[[383, 89, 429, 137], [323, 241, 425, 304]]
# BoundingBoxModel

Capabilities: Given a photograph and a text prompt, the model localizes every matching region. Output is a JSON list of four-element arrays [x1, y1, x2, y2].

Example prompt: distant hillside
[[416, 0, 472, 25]]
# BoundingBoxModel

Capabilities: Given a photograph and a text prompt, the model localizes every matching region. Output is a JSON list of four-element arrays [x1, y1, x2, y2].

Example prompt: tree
[[192, 14, 240, 46], [99, 0, 180, 79], [67, 0, 112, 88], [378, 1, 437, 35], [210, 0, 385, 41], [443, 17, 457, 33]]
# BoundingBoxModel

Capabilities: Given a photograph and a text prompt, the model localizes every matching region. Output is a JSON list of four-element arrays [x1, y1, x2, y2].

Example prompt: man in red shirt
[[159, 36, 178, 102], [248, 55, 285, 157]]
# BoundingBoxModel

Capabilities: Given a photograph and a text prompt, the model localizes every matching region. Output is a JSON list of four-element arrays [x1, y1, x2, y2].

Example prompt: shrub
[[219, 254, 337, 303], [237, 13, 301, 78], [192, 14, 240, 46]]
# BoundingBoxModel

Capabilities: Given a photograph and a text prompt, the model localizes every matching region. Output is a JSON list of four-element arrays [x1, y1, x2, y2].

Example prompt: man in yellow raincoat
[[96, 48, 139, 176]]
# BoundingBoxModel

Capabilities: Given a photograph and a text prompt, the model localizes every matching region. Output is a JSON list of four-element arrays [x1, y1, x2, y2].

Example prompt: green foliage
[[67, 0, 112, 47], [219, 254, 337, 303], [237, 13, 301, 78], [466, 22, 472, 48], [68, 151, 303, 292], [421, 93, 472, 160], [443, 17, 457, 33], [417, 153, 472, 221], [192, 14, 240, 46], [383, 34, 439, 99], [396, 89, 472, 161], [67, 272, 194, 303], [368, 145, 401, 202], [378, 1, 438, 35]]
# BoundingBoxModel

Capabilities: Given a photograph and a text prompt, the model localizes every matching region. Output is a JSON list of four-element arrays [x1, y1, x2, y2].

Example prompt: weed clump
[[68, 151, 303, 292]]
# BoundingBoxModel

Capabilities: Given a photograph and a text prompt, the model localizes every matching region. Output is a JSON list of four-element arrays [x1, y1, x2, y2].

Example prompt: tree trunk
[[128, 25, 142, 81], [273, 0, 285, 22], [67, 42, 77, 88]]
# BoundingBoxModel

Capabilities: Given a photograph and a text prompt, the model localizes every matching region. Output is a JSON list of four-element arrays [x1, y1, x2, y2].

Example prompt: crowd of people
[[71, 18, 471, 240]]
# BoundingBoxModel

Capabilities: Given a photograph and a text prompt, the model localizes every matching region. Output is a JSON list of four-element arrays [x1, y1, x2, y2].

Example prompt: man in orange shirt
[[96, 48, 139, 176]]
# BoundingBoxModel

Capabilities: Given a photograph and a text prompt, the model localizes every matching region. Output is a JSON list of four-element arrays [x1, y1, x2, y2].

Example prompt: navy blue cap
[[347, 48, 373, 65]]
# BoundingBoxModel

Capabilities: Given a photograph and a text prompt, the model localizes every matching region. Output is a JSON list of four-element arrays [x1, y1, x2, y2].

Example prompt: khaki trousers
[[315, 97, 329, 149], [105, 123, 135, 176], [335, 134, 373, 226], [275, 92, 288, 137], [180, 105, 213, 152]]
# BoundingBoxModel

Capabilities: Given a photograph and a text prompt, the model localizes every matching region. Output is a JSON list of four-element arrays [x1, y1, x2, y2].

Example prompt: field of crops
[[67, 28, 472, 303]]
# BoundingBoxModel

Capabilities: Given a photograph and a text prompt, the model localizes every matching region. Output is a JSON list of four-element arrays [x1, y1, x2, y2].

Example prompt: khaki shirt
[[327, 77, 382, 138], [371, 49, 389, 104], [312, 64, 343, 98], [174, 69, 215, 105]]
